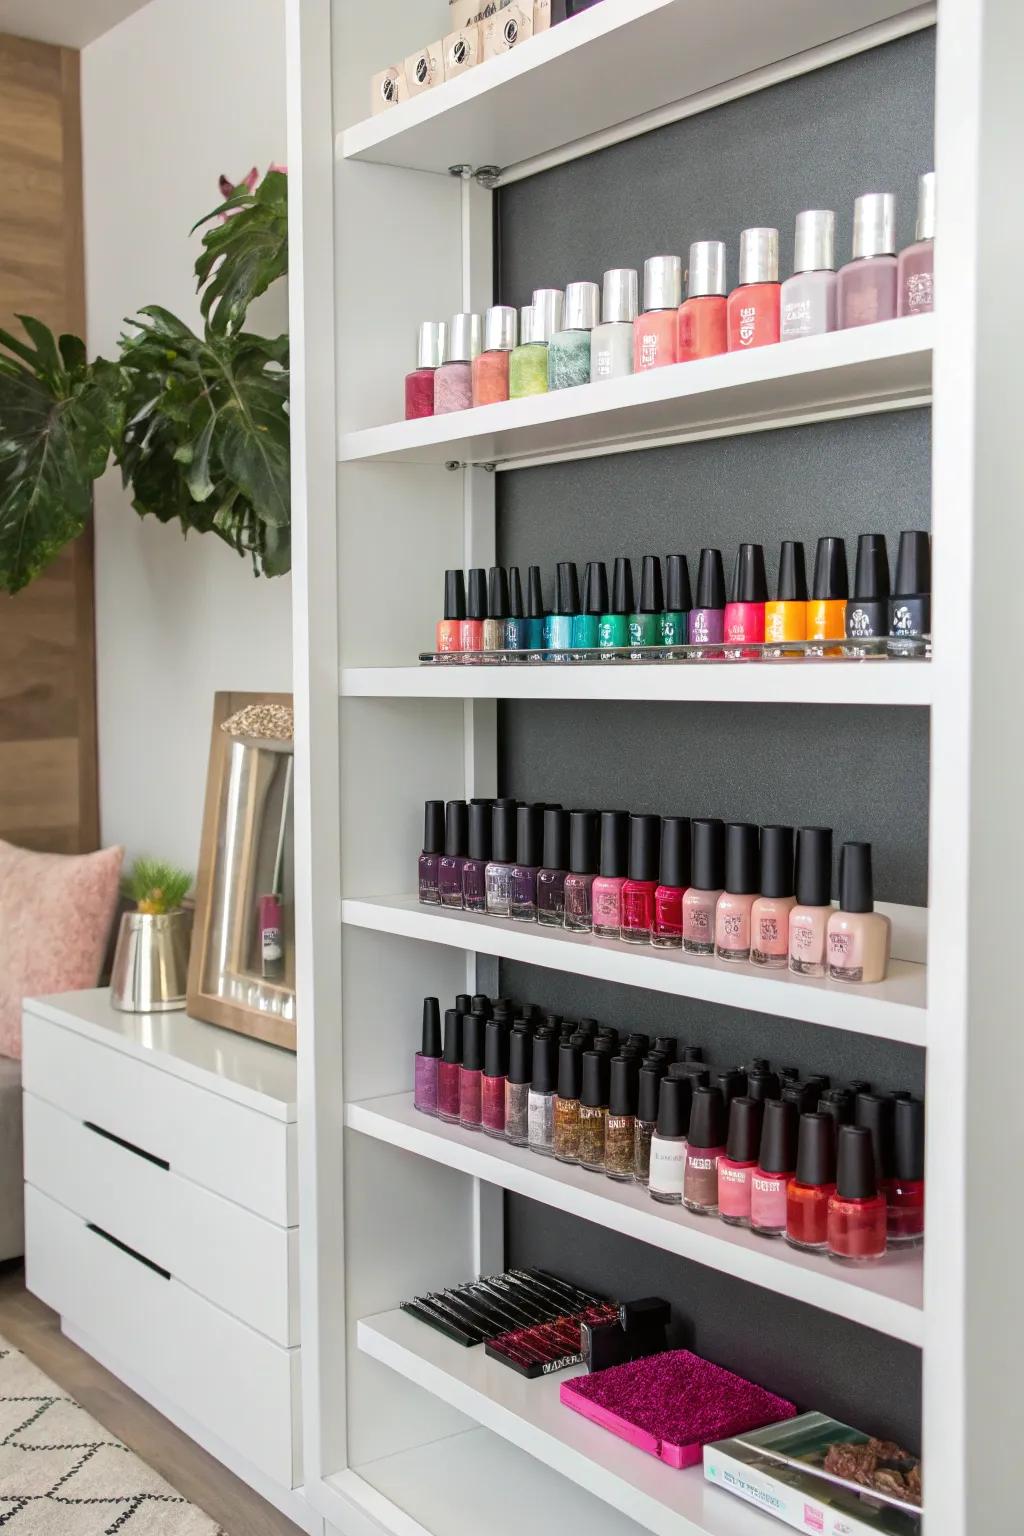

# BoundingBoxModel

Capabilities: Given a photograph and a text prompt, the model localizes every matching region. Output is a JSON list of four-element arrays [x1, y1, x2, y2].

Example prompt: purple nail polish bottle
[[537, 808, 569, 927], [463, 800, 492, 913], [418, 800, 445, 905], [510, 804, 543, 921], [414, 998, 442, 1115], [439, 800, 468, 908], [688, 548, 726, 651]]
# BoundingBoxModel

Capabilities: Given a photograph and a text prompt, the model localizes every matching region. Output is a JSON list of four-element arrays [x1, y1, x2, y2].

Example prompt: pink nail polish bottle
[[750, 1099, 798, 1238], [405, 321, 446, 419], [459, 1014, 484, 1129], [634, 255, 682, 371], [727, 228, 780, 350], [715, 823, 760, 962], [435, 312, 481, 414], [592, 811, 629, 939], [898, 172, 935, 317], [481, 1020, 508, 1136], [837, 194, 897, 329], [620, 814, 661, 945], [751, 825, 796, 968], [653, 817, 690, 949], [718, 1096, 763, 1227], [683, 819, 724, 956], [724, 543, 768, 656], [414, 998, 442, 1116], [437, 1010, 463, 1123], [789, 826, 833, 977], [827, 842, 892, 983]]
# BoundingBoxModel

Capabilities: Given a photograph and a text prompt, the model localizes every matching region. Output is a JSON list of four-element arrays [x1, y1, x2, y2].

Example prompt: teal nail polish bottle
[[629, 555, 664, 647], [504, 566, 526, 653], [524, 565, 546, 651], [544, 561, 579, 658], [599, 557, 634, 650], [660, 553, 693, 647], [572, 560, 608, 649]]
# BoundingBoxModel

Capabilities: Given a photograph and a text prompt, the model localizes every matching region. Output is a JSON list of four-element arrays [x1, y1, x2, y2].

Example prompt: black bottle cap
[[783, 1081, 818, 1116], [657, 1076, 690, 1138], [717, 1068, 747, 1114], [609, 1055, 638, 1116], [582, 560, 609, 616], [683, 1045, 704, 1063], [560, 1021, 576, 1041], [531, 1032, 557, 1094], [695, 547, 726, 609], [442, 1009, 463, 1064], [894, 1096, 925, 1181], [516, 804, 543, 867], [599, 811, 629, 878], [724, 822, 760, 895], [856, 1092, 895, 1178], [444, 800, 468, 858], [637, 555, 664, 614], [726, 1096, 763, 1162], [838, 841, 875, 914], [421, 998, 441, 1057], [853, 534, 891, 601], [795, 826, 833, 907], [812, 536, 849, 601], [467, 800, 492, 862], [758, 1098, 798, 1173], [487, 566, 509, 620], [508, 1028, 532, 1085], [643, 1052, 669, 1073], [484, 1019, 507, 1078], [691, 818, 725, 890], [747, 1057, 770, 1073], [776, 540, 808, 602], [597, 1025, 619, 1044], [471, 993, 492, 1017], [491, 802, 517, 863], [627, 814, 661, 882], [558, 1042, 582, 1100], [894, 530, 931, 596], [731, 543, 768, 604], [637, 1066, 661, 1123], [466, 567, 487, 620], [658, 817, 691, 889], [577, 1018, 598, 1037], [627, 1032, 650, 1050], [609, 556, 635, 615], [542, 808, 569, 870], [818, 1090, 855, 1128], [780, 1067, 800, 1082], [664, 554, 693, 613], [669, 1063, 709, 1088], [444, 569, 467, 621], [527, 565, 546, 619], [654, 1036, 677, 1061], [795, 1112, 836, 1186], [423, 799, 445, 855], [758, 824, 794, 898], [506, 566, 524, 619], [581, 1050, 608, 1108], [836, 1124, 878, 1199], [688, 1086, 726, 1149], [847, 1079, 872, 1096], [803, 1073, 830, 1099], [455, 992, 471, 1014], [747, 1070, 781, 1103], [569, 810, 600, 875], [555, 561, 580, 616]]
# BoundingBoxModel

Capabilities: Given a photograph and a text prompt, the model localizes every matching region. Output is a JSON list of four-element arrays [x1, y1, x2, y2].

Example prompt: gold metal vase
[[111, 909, 193, 1013]]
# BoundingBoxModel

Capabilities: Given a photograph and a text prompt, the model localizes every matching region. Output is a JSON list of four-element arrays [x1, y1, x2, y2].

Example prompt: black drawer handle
[[83, 1122, 169, 1172], [86, 1223, 170, 1281]]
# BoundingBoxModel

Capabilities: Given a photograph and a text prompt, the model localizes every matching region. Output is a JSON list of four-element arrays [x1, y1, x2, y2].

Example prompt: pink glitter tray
[[560, 1349, 797, 1470]]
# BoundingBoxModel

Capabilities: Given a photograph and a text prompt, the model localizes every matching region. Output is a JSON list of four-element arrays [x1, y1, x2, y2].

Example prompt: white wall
[[83, 0, 292, 872]]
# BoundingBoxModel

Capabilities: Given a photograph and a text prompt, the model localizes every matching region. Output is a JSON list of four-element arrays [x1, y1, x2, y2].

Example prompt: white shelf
[[338, 0, 928, 178], [337, 318, 932, 470], [341, 661, 932, 707], [346, 1093, 924, 1345], [340, 897, 928, 1046]]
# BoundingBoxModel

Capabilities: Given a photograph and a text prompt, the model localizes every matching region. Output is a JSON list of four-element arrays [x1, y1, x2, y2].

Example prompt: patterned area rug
[[0, 1335, 224, 1533]]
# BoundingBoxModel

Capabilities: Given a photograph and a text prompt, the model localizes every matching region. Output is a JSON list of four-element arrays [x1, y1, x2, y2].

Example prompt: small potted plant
[[111, 858, 194, 1013]]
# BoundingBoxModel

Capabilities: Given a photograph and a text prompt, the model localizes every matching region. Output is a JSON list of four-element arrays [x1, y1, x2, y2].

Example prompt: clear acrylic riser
[[418, 638, 931, 666]]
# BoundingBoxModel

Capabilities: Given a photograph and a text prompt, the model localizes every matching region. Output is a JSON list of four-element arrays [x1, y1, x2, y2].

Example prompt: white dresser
[[21, 989, 320, 1535]]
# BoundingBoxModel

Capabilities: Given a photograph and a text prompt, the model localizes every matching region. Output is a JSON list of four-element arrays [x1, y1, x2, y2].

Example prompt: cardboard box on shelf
[[370, 65, 408, 114], [482, 2, 533, 58], [443, 24, 482, 79], [404, 41, 444, 95]]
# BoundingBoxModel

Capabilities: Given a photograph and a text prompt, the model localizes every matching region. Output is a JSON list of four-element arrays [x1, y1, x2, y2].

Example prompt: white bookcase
[[285, 2, 1024, 1532]]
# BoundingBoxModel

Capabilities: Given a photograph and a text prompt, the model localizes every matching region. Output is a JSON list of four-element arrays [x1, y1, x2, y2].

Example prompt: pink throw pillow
[[0, 840, 123, 1059]]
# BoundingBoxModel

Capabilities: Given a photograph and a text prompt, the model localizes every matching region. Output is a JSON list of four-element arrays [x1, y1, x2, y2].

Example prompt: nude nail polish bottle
[[837, 193, 897, 329], [718, 1096, 763, 1227], [621, 813, 661, 944], [653, 816, 690, 949], [563, 809, 599, 933], [727, 228, 780, 351], [483, 566, 509, 654], [716, 822, 760, 962], [683, 818, 725, 955], [678, 240, 727, 362], [592, 268, 638, 381], [828, 843, 892, 983], [724, 542, 768, 655], [751, 824, 795, 968], [437, 569, 466, 654], [780, 210, 837, 340], [789, 826, 833, 976], [592, 810, 629, 938], [435, 311, 482, 413], [898, 171, 935, 317], [682, 1086, 726, 1214], [765, 540, 808, 654], [473, 305, 517, 406], [634, 255, 682, 371]]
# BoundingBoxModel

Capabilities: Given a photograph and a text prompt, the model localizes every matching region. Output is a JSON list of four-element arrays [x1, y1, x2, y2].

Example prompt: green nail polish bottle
[[629, 555, 664, 648], [660, 553, 693, 647], [599, 557, 634, 651], [572, 560, 608, 649]]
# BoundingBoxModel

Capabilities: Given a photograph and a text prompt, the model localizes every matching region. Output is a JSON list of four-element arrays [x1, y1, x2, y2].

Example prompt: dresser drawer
[[24, 1093, 298, 1347], [22, 1013, 296, 1224], [25, 1184, 301, 1489]]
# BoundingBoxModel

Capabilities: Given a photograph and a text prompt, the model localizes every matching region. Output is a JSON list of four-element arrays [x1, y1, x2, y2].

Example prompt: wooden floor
[[0, 1261, 306, 1536]]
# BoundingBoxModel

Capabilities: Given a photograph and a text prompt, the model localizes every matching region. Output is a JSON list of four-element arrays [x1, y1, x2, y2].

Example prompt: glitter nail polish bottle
[[504, 1026, 532, 1146], [528, 1033, 557, 1157], [414, 997, 442, 1115], [578, 1050, 609, 1171], [605, 1056, 637, 1181]]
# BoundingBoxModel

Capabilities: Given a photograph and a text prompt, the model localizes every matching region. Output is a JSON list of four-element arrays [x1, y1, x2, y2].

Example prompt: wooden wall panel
[[0, 36, 97, 853]]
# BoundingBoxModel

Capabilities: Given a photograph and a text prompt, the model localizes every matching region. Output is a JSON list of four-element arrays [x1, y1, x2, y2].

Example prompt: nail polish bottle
[[564, 809, 599, 933], [898, 171, 935, 317], [437, 570, 466, 654], [599, 557, 634, 651], [654, 1036, 677, 1063], [510, 803, 543, 921], [828, 1125, 887, 1263], [537, 807, 569, 928], [845, 533, 891, 650], [473, 305, 517, 406], [591, 267, 637, 381], [789, 826, 833, 976], [683, 1086, 726, 1214], [653, 816, 690, 949], [659, 554, 692, 648], [837, 194, 897, 329], [819, 1090, 854, 1130], [765, 541, 808, 653], [414, 998, 443, 1115], [888, 530, 931, 654], [750, 1098, 798, 1237], [828, 842, 892, 983], [439, 800, 469, 908], [459, 1013, 484, 1128], [524, 565, 547, 653], [549, 280, 599, 390], [634, 255, 683, 371], [715, 822, 760, 962], [455, 992, 471, 1016], [786, 1112, 836, 1251], [578, 1050, 609, 1171], [553, 1041, 582, 1162], [627, 555, 664, 651], [592, 810, 629, 938], [528, 1033, 557, 1156], [890, 1095, 925, 1246], [460, 568, 487, 653], [418, 799, 445, 905], [718, 1096, 763, 1226], [482, 567, 509, 655], [485, 801, 517, 917], [855, 1092, 897, 1205], [544, 561, 580, 655], [504, 567, 526, 654], [405, 320, 446, 420], [780, 210, 837, 340], [724, 542, 768, 653], [717, 1068, 747, 1116], [633, 1067, 660, 1186], [435, 312, 482, 414], [437, 1009, 464, 1123], [573, 561, 608, 650], [747, 1071, 781, 1106], [683, 818, 725, 955], [504, 1026, 532, 1142], [605, 1056, 637, 1180], [808, 536, 849, 653], [621, 813, 661, 944], [678, 239, 727, 361], [478, 1019, 507, 1136], [728, 228, 780, 350], [471, 993, 492, 1019], [688, 548, 726, 652], [462, 800, 492, 913], [751, 824, 795, 968], [648, 1076, 690, 1204], [510, 291, 561, 398]]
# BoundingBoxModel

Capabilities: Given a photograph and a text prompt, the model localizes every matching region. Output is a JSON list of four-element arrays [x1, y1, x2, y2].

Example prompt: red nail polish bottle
[[436, 569, 466, 654], [828, 1125, 887, 1263], [437, 1010, 463, 1124], [786, 1112, 837, 1251], [652, 817, 690, 949], [620, 814, 661, 945], [678, 240, 727, 361], [855, 1092, 898, 1203], [889, 1095, 925, 1246], [481, 1020, 508, 1137], [724, 542, 768, 654], [405, 320, 445, 420], [727, 228, 780, 351]]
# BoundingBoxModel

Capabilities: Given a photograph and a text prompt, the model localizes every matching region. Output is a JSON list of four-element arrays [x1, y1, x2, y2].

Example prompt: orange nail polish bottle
[[765, 540, 808, 653], [436, 569, 465, 653], [807, 536, 849, 654]]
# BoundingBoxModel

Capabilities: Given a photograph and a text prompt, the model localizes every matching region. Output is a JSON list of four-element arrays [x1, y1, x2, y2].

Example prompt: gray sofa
[[0, 1055, 23, 1260]]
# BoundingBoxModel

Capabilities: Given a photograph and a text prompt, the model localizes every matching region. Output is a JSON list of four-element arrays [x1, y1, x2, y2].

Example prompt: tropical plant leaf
[[193, 169, 288, 335]]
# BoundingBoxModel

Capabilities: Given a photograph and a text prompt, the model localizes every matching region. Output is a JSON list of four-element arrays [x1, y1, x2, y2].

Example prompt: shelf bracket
[[445, 460, 464, 472], [448, 163, 473, 179], [474, 165, 502, 189]]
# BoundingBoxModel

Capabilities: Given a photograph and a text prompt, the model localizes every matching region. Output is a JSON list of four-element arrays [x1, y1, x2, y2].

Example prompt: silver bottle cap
[[852, 193, 895, 259], [519, 305, 534, 345], [601, 268, 638, 324], [531, 288, 564, 343], [446, 312, 482, 363], [738, 227, 779, 286], [417, 321, 447, 370], [915, 172, 936, 242], [643, 255, 683, 312], [564, 281, 600, 331], [484, 305, 518, 352], [793, 210, 836, 274], [687, 240, 726, 299]]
